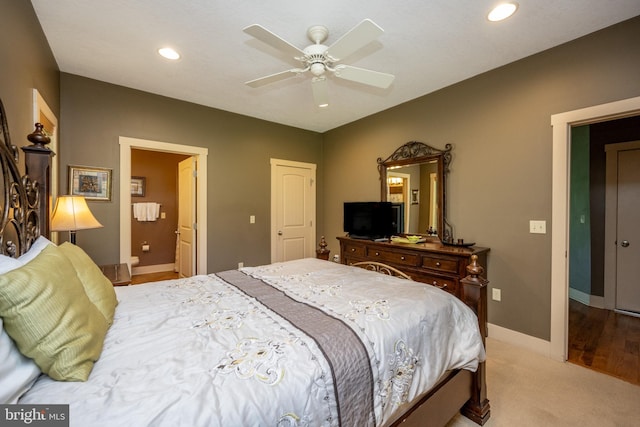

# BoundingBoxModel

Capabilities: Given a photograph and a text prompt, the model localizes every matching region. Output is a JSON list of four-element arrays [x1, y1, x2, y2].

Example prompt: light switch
[[250, 215, 255, 224], [160, 212, 166, 219], [529, 220, 546, 234]]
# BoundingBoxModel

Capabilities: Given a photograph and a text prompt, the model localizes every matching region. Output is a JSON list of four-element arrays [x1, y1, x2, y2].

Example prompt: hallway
[[568, 298, 640, 385]]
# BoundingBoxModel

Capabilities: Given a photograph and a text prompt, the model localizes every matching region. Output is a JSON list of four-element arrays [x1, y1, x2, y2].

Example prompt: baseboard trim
[[569, 288, 605, 309], [487, 323, 561, 361], [132, 263, 176, 275]]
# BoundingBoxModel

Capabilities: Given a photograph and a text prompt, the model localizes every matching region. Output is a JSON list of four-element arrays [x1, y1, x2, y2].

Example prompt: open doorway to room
[[129, 149, 190, 278], [566, 116, 640, 386], [550, 96, 640, 367], [119, 137, 208, 277]]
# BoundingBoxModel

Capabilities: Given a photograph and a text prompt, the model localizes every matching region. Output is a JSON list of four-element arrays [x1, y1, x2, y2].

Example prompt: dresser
[[337, 236, 489, 298]]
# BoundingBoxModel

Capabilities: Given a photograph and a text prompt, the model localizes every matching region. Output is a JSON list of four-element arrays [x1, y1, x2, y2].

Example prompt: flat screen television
[[343, 202, 396, 240]]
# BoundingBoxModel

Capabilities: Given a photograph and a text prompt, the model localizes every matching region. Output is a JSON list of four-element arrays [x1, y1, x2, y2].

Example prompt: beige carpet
[[447, 337, 640, 427]]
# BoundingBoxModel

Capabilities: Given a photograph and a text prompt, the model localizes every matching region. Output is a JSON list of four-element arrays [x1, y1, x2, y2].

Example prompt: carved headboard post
[[22, 123, 55, 239]]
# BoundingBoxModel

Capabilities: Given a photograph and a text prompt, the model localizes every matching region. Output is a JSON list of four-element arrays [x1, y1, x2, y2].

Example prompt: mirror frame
[[378, 141, 452, 241]]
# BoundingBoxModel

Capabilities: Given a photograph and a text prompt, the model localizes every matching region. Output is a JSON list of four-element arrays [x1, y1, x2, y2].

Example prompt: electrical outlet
[[492, 288, 501, 301], [529, 220, 546, 234], [238, 262, 244, 269], [250, 215, 255, 224]]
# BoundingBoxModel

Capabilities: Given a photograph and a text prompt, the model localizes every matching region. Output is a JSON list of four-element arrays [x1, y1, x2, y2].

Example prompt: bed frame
[[353, 257, 490, 426], [0, 96, 489, 426]]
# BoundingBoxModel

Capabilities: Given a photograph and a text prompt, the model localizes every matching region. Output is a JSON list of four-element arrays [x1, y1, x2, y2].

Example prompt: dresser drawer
[[421, 255, 459, 274], [343, 243, 366, 258], [366, 248, 419, 266], [416, 273, 458, 295]]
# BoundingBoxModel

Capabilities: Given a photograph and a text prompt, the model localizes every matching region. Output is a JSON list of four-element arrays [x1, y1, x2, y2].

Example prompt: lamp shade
[[51, 196, 103, 232]]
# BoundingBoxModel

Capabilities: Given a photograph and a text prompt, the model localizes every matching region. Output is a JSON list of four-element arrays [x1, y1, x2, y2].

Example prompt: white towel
[[133, 203, 147, 221], [146, 203, 160, 221], [133, 202, 160, 221]]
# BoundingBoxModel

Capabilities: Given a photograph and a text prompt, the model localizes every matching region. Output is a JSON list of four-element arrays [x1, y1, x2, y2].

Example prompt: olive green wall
[[569, 126, 591, 296], [322, 16, 640, 340], [0, 0, 59, 167], [59, 74, 323, 271]]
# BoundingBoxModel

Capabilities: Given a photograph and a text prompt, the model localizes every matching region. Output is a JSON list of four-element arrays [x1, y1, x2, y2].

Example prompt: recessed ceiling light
[[488, 2, 519, 22], [158, 47, 180, 60]]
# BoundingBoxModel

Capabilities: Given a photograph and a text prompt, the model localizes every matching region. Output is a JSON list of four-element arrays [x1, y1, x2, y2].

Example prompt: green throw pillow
[[0, 244, 108, 381], [58, 242, 118, 325]]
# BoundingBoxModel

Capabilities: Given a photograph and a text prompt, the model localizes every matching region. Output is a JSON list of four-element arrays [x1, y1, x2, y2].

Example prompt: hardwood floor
[[130, 270, 179, 285], [568, 298, 640, 386]]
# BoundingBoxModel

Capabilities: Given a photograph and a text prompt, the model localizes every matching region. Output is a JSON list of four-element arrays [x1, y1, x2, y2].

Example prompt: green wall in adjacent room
[[569, 125, 591, 296]]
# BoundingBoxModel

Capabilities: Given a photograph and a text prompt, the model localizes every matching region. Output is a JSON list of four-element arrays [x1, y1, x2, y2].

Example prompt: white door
[[178, 157, 196, 278], [271, 159, 316, 263], [615, 148, 640, 313]]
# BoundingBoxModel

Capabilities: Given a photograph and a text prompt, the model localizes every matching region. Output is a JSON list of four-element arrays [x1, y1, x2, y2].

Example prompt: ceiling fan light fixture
[[310, 63, 325, 77], [488, 2, 519, 22], [158, 47, 180, 60]]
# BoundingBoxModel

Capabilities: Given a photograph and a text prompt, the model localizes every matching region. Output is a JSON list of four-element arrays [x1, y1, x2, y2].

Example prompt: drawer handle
[[436, 262, 441, 267], [432, 281, 447, 289], [400, 256, 405, 260], [351, 248, 356, 252], [375, 252, 380, 256]]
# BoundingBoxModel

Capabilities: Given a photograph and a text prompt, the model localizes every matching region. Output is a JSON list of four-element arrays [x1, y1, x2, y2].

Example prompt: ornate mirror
[[378, 141, 452, 241]]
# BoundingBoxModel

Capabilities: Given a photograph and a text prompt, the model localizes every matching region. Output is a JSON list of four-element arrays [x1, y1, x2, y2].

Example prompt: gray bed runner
[[216, 269, 375, 427]]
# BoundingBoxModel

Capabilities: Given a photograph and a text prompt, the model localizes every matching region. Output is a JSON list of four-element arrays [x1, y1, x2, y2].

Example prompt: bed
[[0, 97, 490, 426]]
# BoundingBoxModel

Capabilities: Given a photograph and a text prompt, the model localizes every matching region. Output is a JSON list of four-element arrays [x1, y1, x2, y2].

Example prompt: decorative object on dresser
[[50, 195, 103, 245], [337, 236, 489, 299]]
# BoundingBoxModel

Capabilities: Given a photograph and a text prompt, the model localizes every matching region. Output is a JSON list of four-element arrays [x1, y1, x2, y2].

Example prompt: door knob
[[621, 240, 630, 247], [278, 231, 283, 236]]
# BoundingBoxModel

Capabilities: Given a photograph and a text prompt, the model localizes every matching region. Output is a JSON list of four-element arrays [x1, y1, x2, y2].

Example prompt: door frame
[[119, 137, 209, 274], [270, 158, 316, 263], [550, 95, 640, 361]]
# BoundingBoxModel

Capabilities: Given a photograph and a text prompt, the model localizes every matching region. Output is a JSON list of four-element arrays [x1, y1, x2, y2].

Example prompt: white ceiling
[[31, 1, 640, 133]]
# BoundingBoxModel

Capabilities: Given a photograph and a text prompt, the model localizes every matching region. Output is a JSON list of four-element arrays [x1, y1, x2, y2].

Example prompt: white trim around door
[[549, 95, 640, 361], [119, 137, 209, 274]]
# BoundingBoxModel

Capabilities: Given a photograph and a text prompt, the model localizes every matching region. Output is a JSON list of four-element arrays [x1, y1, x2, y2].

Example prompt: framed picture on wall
[[131, 176, 146, 197], [68, 165, 112, 201], [411, 189, 419, 204]]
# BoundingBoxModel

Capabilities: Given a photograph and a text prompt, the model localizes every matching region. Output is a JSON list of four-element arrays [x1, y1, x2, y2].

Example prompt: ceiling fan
[[243, 19, 395, 107]]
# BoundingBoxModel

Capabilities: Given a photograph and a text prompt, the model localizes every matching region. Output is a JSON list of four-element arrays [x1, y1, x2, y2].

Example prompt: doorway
[[550, 95, 640, 362], [270, 158, 316, 263], [119, 137, 208, 274]]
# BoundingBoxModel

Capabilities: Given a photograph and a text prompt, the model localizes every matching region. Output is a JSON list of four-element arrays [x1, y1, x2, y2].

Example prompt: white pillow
[[18, 236, 54, 264], [0, 254, 21, 274], [0, 314, 42, 403]]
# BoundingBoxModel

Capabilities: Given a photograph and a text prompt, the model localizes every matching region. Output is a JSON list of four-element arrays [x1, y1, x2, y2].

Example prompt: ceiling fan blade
[[243, 24, 305, 58], [245, 69, 301, 88], [326, 19, 384, 61], [311, 77, 329, 107], [333, 64, 395, 89]]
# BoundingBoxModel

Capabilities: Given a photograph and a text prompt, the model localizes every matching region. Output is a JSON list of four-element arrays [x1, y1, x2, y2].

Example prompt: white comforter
[[20, 258, 485, 427]]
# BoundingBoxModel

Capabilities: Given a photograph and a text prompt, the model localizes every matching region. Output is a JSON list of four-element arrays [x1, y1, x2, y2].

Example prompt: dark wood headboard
[[0, 98, 53, 257]]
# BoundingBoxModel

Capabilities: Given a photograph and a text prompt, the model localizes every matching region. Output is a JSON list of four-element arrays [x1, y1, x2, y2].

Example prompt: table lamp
[[50, 195, 103, 244]]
